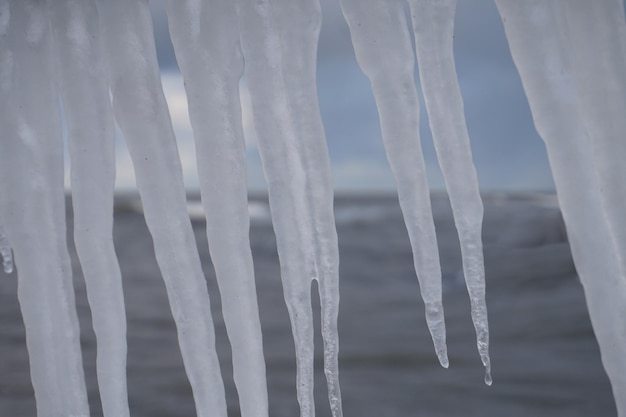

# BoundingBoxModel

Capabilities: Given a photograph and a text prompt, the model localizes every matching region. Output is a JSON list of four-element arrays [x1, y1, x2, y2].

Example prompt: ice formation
[[0, 0, 625, 416], [495, 0, 626, 413], [340, 0, 490, 383], [0, 223, 12, 273], [165, 2, 268, 417]]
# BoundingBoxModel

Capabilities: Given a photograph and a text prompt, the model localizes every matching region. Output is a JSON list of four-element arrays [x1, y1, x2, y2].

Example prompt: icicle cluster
[[2, 0, 626, 416]]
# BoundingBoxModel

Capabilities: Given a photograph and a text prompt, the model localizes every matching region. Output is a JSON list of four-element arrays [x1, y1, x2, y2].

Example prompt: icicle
[[96, 1, 227, 416], [408, 0, 490, 384], [496, 1, 626, 413], [236, 0, 343, 416], [339, 0, 448, 368], [0, 223, 13, 273], [48, 1, 129, 416], [553, 0, 626, 286], [0, 1, 89, 416], [165, 2, 268, 417]]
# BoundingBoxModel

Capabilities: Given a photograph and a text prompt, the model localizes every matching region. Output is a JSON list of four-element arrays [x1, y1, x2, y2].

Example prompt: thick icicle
[[553, 0, 626, 285], [496, 1, 626, 413], [166, 2, 269, 417], [0, 223, 13, 273], [48, 1, 129, 416], [0, 1, 89, 416], [237, 1, 343, 416], [408, 0, 490, 384], [339, 0, 448, 368], [96, 1, 227, 416]]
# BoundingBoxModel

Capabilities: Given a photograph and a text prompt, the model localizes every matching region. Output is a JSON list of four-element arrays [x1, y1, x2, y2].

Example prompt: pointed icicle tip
[[484, 364, 492, 386], [438, 352, 449, 369]]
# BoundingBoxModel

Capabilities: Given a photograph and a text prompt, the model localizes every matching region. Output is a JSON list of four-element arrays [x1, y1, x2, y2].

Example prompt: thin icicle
[[96, 1, 227, 416], [496, 1, 626, 413], [0, 223, 13, 273], [166, 2, 268, 417], [339, 0, 448, 368], [236, 1, 343, 416], [48, 1, 129, 416], [408, 0, 490, 384], [0, 1, 89, 416]]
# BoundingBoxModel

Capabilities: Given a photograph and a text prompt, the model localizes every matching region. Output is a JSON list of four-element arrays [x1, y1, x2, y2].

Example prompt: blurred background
[[1, 0, 617, 416]]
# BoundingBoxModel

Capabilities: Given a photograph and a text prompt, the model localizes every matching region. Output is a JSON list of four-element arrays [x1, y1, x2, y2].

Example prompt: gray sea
[[0, 192, 616, 416]]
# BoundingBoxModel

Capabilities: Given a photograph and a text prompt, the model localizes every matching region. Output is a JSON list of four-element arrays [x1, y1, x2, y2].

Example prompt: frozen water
[[97, 1, 226, 416], [496, 0, 626, 413], [0, 223, 12, 274], [339, 0, 448, 368], [166, 2, 268, 417], [237, 1, 343, 415], [48, 1, 129, 416], [2, 0, 626, 416]]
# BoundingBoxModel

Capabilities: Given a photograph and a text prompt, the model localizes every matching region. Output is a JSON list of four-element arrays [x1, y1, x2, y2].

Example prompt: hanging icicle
[[496, 0, 626, 413], [408, 0, 490, 384], [48, 1, 130, 416], [340, 0, 490, 382], [236, 1, 343, 416], [166, 2, 269, 417], [0, 1, 89, 416], [96, 1, 227, 416], [339, 0, 448, 368]]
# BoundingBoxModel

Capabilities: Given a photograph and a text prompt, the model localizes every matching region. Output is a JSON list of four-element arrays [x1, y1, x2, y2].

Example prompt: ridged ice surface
[[237, 1, 343, 416], [48, 1, 129, 416], [0, 1, 89, 416], [97, 1, 226, 416], [166, 2, 268, 417], [496, 0, 626, 413]]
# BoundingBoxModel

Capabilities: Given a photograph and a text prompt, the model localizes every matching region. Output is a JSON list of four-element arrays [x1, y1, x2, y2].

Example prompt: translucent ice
[[340, 0, 448, 368], [166, 2, 268, 417], [237, 0, 343, 415], [0, 1, 89, 415], [496, 0, 626, 412], [0, 223, 12, 274], [48, 1, 129, 415], [98, 0, 226, 416]]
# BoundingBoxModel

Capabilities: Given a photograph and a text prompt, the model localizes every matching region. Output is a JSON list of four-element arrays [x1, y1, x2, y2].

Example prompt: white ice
[[0, 223, 12, 273], [340, 0, 490, 382], [237, 0, 343, 416], [496, 0, 626, 413], [408, 0, 490, 384], [6, 0, 626, 416], [48, 1, 129, 416], [0, 1, 89, 416], [97, 0, 226, 416], [166, 2, 269, 417], [339, 0, 448, 368]]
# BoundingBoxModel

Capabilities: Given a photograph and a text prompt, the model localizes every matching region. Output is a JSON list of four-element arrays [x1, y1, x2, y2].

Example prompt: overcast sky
[[110, 0, 556, 192]]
